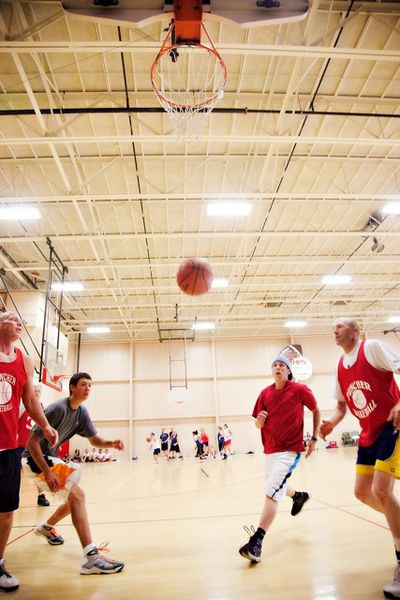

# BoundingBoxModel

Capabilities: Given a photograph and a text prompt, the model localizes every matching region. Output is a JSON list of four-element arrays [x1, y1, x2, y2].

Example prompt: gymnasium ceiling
[[0, 0, 399, 343]]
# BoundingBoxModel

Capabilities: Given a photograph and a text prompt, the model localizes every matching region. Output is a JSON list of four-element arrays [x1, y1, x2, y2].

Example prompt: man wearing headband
[[239, 355, 320, 563]]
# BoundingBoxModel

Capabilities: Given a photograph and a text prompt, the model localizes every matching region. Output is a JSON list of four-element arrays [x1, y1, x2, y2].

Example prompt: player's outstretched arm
[[89, 434, 125, 451]]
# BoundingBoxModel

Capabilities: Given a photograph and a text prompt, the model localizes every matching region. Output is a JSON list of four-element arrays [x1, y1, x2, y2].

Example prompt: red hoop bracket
[[174, 0, 203, 44]]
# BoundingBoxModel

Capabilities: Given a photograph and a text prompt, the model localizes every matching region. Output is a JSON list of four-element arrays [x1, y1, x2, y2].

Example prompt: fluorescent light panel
[[212, 277, 228, 288], [0, 206, 41, 220], [207, 202, 251, 216], [284, 320, 307, 328], [322, 274, 352, 285], [192, 322, 215, 331], [52, 282, 84, 292], [86, 326, 110, 334], [387, 316, 400, 324], [382, 201, 400, 215]]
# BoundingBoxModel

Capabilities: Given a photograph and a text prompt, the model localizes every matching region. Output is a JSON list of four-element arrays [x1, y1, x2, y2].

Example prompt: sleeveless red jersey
[[18, 408, 34, 447], [0, 348, 27, 450], [337, 341, 400, 446]]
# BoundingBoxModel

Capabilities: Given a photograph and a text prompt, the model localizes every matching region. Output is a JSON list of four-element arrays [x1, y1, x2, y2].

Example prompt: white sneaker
[[384, 564, 400, 598], [0, 558, 19, 593], [80, 549, 124, 575], [34, 524, 64, 545]]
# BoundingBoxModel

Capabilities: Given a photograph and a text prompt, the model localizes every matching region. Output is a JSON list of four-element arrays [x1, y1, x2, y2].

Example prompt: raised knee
[[68, 485, 85, 504], [354, 488, 369, 504]]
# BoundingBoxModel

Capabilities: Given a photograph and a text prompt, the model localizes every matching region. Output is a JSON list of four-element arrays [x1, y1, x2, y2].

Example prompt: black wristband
[[311, 435, 318, 442]]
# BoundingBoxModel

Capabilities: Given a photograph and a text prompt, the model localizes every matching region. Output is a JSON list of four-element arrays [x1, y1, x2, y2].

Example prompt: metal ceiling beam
[[56, 295, 400, 312], [1, 41, 399, 62], [2, 91, 398, 107], [1, 193, 398, 203], [1, 134, 398, 147], [5, 254, 400, 273], [1, 231, 400, 244], [1, 106, 399, 119], [13, 278, 400, 294], [59, 306, 400, 326]]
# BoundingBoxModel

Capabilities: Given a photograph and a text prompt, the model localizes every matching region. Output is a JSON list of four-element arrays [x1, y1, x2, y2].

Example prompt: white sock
[[43, 522, 52, 529], [83, 543, 97, 556]]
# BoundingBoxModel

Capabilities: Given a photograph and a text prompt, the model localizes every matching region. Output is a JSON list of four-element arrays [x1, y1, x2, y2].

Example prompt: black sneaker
[[291, 491, 310, 516], [37, 493, 50, 507], [239, 527, 262, 563]]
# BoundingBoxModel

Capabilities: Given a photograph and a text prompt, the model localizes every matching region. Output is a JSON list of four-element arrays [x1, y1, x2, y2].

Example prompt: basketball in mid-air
[[176, 258, 214, 296], [146, 436, 152, 443]]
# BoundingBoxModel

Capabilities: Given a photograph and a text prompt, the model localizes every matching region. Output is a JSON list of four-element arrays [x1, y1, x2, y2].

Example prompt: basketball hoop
[[42, 368, 67, 392], [150, 21, 227, 139]]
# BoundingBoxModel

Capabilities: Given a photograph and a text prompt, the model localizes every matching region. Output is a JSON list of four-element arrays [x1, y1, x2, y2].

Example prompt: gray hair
[[334, 317, 360, 334]]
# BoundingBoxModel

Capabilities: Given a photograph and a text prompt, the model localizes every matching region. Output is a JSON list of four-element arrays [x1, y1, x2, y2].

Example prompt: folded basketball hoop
[[150, 20, 227, 137]]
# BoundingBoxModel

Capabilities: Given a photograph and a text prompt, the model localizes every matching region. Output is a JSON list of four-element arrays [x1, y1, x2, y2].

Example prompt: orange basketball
[[146, 436, 152, 443], [176, 258, 214, 296]]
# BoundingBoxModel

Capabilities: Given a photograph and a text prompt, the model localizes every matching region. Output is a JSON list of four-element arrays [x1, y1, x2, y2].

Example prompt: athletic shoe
[[34, 524, 64, 545], [239, 527, 262, 563], [384, 565, 400, 599], [80, 548, 124, 575], [0, 558, 19, 593], [37, 493, 50, 507], [291, 491, 310, 516]]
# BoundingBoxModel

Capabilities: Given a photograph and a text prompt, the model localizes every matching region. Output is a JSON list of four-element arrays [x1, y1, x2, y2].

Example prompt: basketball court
[[0, 0, 400, 598], [9, 450, 400, 600]]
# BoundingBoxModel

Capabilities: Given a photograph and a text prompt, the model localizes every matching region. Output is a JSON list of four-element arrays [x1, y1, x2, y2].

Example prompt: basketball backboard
[[61, 1, 309, 29], [42, 340, 66, 392]]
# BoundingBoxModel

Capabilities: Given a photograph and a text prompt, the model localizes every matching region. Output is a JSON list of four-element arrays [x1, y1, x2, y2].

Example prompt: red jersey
[[0, 348, 27, 450], [18, 405, 37, 447], [337, 341, 400, 446], [252, 380, 317, 454]]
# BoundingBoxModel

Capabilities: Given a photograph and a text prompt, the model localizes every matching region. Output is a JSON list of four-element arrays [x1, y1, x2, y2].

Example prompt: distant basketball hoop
[[167, 387, 191, 405], [150, 1, 227, 139]]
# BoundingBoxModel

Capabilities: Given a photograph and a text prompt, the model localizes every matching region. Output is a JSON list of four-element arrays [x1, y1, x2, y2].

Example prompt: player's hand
[[43, 426, 59, 448], [44, 469, 60, 493], [256, 411, 268, 428], [319, 420, 334, 441], [111, 440, 124, 451], [305, 439, 316, 458], [388, 402, 400, 429]]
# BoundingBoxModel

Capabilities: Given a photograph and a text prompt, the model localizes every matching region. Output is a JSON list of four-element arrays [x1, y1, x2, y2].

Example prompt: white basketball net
[[151, 23, 227, 139]]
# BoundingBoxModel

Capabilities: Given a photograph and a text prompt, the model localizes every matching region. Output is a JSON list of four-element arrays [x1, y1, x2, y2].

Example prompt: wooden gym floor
[[8, 448, 397, 599]]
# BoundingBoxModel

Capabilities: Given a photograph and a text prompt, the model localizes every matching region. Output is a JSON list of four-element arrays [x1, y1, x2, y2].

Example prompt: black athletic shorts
[[0, 448, 21, 512]]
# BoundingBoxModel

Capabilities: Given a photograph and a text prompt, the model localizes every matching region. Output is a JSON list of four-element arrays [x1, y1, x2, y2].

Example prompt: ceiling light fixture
[[192, 322, 215, 331], [0, 206, 41, 220], [86, 326, 110, 334], [387, 316, 400, 324], [284, 320, 307, 328], [52, 282, 84, 292], [207, 202, 251, 216], [321, 274, 352, 285], [212, 278, 229, 288], [382, 201, 400, 215]]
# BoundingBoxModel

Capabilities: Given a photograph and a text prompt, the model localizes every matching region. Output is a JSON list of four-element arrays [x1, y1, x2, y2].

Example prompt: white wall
[[52, 330, 400, 460]]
